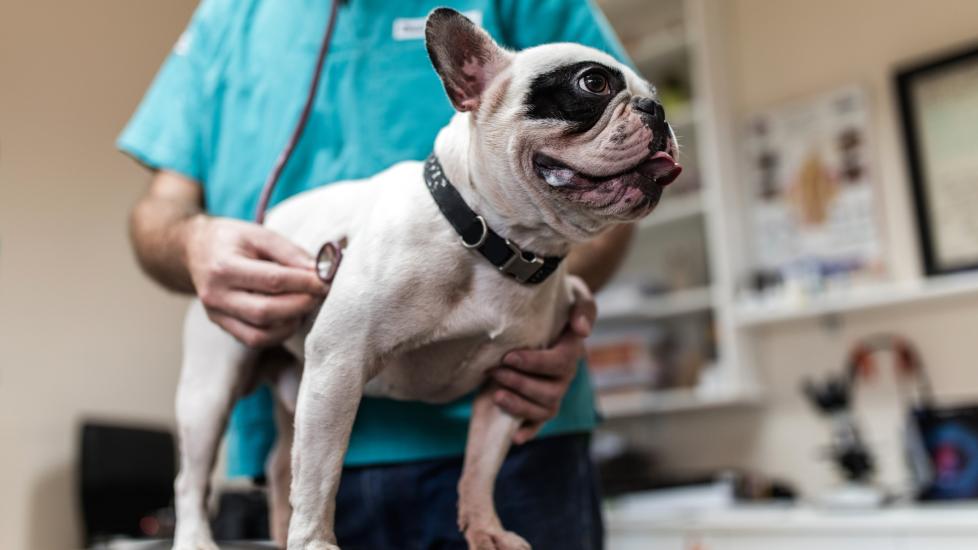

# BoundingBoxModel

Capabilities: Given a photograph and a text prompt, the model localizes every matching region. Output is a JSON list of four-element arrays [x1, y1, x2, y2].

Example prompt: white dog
[[172, 8, 680, 550]]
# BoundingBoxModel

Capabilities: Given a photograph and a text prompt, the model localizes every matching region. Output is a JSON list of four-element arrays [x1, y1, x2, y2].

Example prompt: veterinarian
[[121, 1, 632, 547]]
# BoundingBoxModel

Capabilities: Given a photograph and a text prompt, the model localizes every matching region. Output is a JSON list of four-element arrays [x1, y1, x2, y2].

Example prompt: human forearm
[[565, 223, 635, 291], [129, 171, 204, 293]]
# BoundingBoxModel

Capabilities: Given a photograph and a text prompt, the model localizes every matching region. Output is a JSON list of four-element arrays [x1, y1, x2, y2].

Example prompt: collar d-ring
[[460, 215, 488, 249]]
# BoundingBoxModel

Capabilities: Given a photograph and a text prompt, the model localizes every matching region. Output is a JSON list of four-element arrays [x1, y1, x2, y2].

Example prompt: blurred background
[[3, 1, 978, 549]]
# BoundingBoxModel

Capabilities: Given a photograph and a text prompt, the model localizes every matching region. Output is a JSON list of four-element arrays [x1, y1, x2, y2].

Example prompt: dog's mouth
[[532, 150, 682, 216]]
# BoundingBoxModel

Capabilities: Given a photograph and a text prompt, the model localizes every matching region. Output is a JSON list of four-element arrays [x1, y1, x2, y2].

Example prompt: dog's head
[[426, 8, 681, 242]]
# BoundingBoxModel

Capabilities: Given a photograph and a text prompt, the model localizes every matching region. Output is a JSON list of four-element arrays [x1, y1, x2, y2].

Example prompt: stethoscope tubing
[[253, 0, 344, 284], [254, 0, 341, 224]]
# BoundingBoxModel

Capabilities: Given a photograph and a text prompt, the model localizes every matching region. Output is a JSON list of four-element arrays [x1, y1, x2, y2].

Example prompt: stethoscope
[[254, 0, 343, 284]]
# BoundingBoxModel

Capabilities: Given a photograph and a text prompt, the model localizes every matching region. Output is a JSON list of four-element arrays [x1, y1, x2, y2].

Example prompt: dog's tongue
[[637, 152, 682, 192]]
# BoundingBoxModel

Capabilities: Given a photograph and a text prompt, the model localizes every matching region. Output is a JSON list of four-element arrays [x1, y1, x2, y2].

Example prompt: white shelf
[[598, 286, 713, 321], [639, 191, 704, 228], [598, 386, 759, 418], [734, 272, 978, 328]]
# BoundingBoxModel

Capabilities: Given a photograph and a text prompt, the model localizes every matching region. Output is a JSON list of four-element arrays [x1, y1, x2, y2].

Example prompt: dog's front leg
[[285, 334, 368, 550], [458, 386, 531, 550]]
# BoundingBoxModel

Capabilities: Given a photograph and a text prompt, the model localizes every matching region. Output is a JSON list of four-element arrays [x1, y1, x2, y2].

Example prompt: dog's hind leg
[[458, 387, 530, 550], [173, 301, 257, 550]]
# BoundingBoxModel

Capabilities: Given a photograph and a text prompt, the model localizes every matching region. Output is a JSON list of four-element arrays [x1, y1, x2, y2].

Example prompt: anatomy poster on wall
[[743, 86, 885, 283]]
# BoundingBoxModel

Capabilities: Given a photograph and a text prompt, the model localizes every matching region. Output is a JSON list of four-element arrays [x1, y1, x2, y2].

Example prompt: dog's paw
[[171, 537, 220, 550], [465, 526, 531, 550]]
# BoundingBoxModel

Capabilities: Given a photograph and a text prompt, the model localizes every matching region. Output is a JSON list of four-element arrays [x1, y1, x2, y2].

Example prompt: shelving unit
[[591, 0, 760, 419], [734, 272, 978, 328], [597, 384, 760, 419]]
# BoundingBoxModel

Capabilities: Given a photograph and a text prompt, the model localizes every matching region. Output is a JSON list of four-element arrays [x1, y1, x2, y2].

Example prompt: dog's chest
[[363, 268, 569, 404]]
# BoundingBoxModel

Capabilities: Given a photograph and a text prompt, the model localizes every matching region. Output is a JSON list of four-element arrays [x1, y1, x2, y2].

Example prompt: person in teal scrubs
[[121, 1, 634, 547]]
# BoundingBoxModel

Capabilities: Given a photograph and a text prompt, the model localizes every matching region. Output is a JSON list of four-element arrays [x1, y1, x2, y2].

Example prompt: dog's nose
[[632, 97, 665, 121]]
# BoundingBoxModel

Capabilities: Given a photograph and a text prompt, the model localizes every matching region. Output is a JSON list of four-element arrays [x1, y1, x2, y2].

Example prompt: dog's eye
[[579, 71, 610, 95]]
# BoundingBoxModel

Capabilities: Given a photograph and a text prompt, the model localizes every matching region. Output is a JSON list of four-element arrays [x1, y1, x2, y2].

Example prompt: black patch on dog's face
[[525, 62, 626, 133]]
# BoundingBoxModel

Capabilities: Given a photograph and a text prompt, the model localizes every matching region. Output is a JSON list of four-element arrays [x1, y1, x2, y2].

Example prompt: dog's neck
[[432, 114, 576, 258]]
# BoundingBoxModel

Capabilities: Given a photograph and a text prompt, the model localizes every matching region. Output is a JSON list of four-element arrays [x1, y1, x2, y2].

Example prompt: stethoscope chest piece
[[316, 240, 344, 284]]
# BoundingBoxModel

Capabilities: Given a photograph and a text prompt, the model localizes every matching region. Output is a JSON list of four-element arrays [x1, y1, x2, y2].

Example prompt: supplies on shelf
[[586, 330, 661, 392], [588, 307, 716, 395]]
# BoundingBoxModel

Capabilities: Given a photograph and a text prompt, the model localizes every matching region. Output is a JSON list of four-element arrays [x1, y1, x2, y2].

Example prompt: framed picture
[[896, 44, 978, 276]]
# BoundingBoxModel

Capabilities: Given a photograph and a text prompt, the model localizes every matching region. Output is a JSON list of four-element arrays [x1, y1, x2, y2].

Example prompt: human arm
[[129, 170, 327, 347], [564, 223, 635, 291]]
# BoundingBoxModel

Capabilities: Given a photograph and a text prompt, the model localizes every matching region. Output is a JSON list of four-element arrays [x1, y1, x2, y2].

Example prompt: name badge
[[392, 10, 483, 41]]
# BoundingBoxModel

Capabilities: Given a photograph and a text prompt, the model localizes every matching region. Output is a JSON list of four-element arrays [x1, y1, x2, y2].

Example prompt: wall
[[620, 0, 978, 499], [0, 2, 198, 549]]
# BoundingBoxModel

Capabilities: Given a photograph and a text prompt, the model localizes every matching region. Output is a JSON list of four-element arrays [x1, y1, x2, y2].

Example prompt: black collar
[[423, 154, 564, 285]]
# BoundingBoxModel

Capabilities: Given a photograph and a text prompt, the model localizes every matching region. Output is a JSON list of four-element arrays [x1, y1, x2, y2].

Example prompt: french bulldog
[[172, 7, 680, 550]]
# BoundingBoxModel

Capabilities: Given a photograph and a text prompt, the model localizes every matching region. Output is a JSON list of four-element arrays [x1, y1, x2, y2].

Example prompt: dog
[[172, 8, 680, 550]]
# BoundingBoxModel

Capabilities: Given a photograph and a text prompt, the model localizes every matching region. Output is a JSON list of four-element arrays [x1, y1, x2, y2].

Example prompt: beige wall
[[0, 2, 198, 549], [624, 0, 978, 497]]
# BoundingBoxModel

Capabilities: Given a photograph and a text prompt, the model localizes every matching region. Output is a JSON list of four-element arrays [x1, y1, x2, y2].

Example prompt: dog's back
[[264, 161, 424, 257]]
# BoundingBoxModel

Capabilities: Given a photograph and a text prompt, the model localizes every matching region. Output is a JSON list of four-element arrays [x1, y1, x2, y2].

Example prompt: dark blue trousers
[[334, 433, 604, 550]]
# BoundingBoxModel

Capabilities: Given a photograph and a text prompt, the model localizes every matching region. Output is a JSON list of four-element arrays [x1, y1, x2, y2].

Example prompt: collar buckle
[[499, 239, 545, 283]]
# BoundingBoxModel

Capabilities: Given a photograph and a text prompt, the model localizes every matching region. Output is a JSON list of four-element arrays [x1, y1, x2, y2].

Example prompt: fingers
[[492, 386, 553, 424], [491, 367, 564, 410], [220, 256, 327, 296], [513, 422, 543, 446], [186, 218, 329, 347], [208, 311, 300, 348], [246, 226, 317, 270], [211, 290, 321, 327], [501, 332, 584, 379]]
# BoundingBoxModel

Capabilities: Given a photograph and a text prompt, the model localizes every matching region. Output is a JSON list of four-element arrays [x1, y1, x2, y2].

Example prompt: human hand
[[184, 216, 328, 347], [491, 293, 598, 445]]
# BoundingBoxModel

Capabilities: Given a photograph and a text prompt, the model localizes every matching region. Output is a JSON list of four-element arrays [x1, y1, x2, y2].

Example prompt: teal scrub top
[[119, 0, 629, 476]]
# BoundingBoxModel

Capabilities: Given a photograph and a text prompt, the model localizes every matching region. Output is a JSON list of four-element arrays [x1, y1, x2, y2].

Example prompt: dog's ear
[[425, 8, 512, 112]]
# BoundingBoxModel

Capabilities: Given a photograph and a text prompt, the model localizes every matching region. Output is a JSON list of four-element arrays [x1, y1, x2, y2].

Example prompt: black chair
[[79, 421, 176, 545]]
